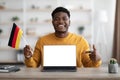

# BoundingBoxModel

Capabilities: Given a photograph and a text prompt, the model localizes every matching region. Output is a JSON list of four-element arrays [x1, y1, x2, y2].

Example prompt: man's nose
[[58, 19, 64, 24]]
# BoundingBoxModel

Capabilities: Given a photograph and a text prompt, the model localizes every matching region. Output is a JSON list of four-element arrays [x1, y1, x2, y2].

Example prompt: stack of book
[[0, 65, 20, 73]]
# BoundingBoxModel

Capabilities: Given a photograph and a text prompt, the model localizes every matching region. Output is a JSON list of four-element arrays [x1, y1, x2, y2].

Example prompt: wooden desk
[[0, 67, 120, 80]]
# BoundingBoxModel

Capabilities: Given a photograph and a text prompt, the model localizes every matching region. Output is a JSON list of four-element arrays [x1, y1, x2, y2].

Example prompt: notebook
[[41, 45, 77, 72], [0, 65, 20, 73]]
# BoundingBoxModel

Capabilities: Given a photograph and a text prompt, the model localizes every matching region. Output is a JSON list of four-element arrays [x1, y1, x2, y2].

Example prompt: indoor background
[[0, 0, 116, 65]]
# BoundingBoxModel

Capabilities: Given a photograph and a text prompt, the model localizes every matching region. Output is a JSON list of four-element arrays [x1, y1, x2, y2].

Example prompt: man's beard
[[55, 30, 67, 33]]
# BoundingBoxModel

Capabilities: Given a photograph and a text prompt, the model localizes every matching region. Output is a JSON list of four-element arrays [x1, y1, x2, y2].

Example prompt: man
[[24, 7, 102, 68]]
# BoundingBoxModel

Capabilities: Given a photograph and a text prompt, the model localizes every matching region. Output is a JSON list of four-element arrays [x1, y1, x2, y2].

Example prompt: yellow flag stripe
[[15, 29, 23, 49]]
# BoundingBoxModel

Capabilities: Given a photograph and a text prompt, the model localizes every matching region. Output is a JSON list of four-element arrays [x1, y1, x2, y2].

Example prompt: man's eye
[[53, 17, 69, 21], [63, 17, 69, 21], [63, 18, 68, 21], [53, 18, 59, 21]]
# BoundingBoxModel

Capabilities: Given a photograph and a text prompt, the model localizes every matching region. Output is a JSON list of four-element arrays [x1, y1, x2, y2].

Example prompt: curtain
[[113, 0, 120, 64]]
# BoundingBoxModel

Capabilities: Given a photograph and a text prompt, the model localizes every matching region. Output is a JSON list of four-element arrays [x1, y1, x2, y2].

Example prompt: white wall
[[93, 0, 116, 63]]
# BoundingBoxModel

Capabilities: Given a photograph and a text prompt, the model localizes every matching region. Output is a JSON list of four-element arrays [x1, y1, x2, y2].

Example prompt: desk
[[0, 67, 120, 80]]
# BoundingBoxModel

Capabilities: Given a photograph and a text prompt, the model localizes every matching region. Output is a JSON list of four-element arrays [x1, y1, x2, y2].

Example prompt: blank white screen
[[43, 45, 76, 66]]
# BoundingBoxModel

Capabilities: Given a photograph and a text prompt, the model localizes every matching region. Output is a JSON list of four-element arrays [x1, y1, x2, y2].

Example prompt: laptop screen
[[43, 45, 76, 67]]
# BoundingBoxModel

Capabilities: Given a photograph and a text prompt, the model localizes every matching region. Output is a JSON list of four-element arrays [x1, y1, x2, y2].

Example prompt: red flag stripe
[[12, 26, 20, 48]]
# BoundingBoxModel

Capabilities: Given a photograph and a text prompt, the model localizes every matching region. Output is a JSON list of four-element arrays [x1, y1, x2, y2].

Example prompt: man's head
[[51, 7, 70, 37], [51, 7, 70, 19]]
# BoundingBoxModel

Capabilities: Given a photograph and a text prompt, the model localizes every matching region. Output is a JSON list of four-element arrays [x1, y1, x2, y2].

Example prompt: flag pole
[[21, 35, 33, 53], [21, 35, 28, 45]]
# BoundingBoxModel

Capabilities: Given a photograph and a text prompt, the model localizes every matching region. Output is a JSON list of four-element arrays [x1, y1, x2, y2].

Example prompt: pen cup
[[108, 63, 118, 73]]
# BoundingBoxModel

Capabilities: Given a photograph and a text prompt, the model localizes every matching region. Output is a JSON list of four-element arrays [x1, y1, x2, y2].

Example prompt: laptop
[[41, 45, 77, 72]]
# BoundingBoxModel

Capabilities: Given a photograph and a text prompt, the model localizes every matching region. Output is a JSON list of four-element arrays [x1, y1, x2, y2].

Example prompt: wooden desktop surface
[[0, 67, 120, 80]]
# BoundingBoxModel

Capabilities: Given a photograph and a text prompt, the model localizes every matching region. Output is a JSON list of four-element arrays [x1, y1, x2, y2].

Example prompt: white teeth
[[58, 25, 64, 27]]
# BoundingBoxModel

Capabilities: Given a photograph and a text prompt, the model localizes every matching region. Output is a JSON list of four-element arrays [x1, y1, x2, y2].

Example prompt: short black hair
[[51, 7, 70, 18]]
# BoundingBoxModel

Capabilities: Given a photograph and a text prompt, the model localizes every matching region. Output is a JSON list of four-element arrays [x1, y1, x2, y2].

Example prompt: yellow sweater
[[25, 32, 101, 68]]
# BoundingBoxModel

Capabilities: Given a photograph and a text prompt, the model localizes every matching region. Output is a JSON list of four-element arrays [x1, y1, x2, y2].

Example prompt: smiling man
[[52, 10, 70, 38], [24, 7, 102, 68]]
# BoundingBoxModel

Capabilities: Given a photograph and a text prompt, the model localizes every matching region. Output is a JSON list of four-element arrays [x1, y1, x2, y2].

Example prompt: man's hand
[[86, 45, 101, 62], [24, 45, 33, 59]]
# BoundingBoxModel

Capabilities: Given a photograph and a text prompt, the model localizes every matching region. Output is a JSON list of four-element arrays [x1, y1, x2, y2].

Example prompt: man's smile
[[58, 24, 64, 28]]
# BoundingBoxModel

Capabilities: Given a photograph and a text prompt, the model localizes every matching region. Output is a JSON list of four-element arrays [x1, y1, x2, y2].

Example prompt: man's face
[[52, 12, 70, 33]]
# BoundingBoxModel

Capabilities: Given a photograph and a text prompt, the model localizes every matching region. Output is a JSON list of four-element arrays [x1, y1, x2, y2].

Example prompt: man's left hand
[[87, 45, 101, 62]]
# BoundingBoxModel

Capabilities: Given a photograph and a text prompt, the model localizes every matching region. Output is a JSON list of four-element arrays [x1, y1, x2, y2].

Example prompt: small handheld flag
[[8, 23, 23, 49]]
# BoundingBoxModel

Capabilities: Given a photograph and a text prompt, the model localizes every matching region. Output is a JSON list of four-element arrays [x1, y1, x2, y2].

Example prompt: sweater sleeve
[[82, 53, 102, 67]]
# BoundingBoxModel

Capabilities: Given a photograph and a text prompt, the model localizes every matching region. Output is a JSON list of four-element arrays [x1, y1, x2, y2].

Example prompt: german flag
[[8, 23, 23, 49]]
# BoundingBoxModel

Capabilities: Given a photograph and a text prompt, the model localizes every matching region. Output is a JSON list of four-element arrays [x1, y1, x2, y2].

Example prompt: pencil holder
[[108, 58, 118, 73]]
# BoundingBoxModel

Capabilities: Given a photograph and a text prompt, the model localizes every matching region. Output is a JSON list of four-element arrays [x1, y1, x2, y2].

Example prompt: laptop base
[[41, 66, 77, 72]]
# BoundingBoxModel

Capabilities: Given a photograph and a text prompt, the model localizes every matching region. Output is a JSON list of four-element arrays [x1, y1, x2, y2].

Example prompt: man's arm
[[24, 39, 42, 68]]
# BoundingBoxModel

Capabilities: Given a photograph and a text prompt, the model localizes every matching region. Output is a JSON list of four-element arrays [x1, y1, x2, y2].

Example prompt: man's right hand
[[24, 45, 33, 59]]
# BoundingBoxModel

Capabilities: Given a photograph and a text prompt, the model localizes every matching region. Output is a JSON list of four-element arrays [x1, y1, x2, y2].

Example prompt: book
[[0, 65, 20, 73]]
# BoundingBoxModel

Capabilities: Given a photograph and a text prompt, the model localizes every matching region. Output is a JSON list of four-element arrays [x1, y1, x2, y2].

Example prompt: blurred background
[[0, 0, 116, 65]]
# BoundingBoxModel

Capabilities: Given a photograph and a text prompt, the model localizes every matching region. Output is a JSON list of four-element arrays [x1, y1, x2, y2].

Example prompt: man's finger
[[93, 45, 96, 51], [92, 45, 97, 55], [26, 45, 31, 49], [85, 51, 94, 54]]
